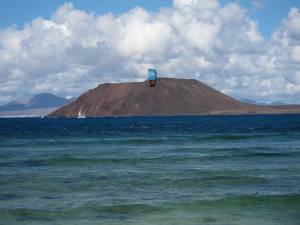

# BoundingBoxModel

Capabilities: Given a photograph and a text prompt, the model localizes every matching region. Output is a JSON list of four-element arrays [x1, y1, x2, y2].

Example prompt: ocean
[[0, 115, 300, 225]]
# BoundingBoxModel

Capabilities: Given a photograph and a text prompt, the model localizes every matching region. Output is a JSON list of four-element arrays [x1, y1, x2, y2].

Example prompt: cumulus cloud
[[0, 0, 299, 104]]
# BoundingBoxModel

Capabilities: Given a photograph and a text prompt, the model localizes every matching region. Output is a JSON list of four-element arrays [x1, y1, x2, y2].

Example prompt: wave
[[1, 194, 299, 223], [2, 149, 299, 168], [189, 133, 283, 142], [248, 152, 292, 157]]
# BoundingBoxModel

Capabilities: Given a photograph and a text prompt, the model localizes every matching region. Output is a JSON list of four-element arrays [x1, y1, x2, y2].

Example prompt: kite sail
[[148, 69, 157, 87]]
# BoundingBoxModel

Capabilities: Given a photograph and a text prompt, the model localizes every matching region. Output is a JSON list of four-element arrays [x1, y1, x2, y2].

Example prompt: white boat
[[77, 110, 86, 118]]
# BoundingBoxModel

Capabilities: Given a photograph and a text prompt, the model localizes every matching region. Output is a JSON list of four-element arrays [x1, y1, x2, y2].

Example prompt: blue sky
[[0, 0, 299, 38], [228, 0, 300, 37], [1, 0, 173, 27]]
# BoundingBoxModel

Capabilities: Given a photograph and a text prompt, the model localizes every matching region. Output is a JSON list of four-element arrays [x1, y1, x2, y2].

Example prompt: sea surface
[[0, 115, 300, 225]]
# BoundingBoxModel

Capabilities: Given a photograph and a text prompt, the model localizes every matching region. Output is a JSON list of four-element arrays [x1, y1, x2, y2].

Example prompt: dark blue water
[[1, 115, 300, 225]]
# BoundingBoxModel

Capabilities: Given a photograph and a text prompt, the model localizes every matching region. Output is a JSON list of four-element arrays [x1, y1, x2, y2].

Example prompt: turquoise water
[[0, 115, 300, 225]]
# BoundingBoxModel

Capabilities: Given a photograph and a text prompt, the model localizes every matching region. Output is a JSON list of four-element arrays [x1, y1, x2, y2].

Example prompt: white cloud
[[0, 1, 300, 104], [291, 46, 300, 62], [250, 0, 264, 12]]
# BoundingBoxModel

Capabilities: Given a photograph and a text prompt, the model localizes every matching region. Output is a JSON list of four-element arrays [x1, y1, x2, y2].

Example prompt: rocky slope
[[49, 78, 300, 117]]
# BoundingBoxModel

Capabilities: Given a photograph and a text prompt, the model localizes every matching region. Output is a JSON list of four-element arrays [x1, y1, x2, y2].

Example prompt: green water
[[0, 115, 300, 224]]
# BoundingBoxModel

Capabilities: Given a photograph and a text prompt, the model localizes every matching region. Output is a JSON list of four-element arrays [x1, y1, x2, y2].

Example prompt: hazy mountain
[[240, 98, 288, 106], [239, 98, 267, 105], [270, 101, 287, 106], [49, 78, 300, 117], [0, 93, 73, 111]]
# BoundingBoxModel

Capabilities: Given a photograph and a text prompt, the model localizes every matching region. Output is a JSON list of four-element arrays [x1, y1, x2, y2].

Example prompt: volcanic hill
[[49, 78, 300, 117]]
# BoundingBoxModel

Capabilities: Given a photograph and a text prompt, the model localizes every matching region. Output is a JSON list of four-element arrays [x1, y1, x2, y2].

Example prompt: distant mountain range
[[239, 98, 287, 106], [0, 93, 74, 117], [0, 93, 72, 111]]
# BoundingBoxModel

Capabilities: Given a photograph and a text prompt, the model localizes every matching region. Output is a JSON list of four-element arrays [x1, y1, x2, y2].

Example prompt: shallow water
[[0, 115, 300, 225]]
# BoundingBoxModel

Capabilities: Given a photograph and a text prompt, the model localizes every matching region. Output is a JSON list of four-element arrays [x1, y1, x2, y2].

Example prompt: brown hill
[[49, 78, 300, 117]]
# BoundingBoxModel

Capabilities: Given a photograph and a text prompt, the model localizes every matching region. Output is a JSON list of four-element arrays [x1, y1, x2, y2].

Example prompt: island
[[49, 78, 300, 117]]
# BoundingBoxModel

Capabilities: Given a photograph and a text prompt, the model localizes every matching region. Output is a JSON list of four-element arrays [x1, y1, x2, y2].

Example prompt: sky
[[1, 0, 299, 38], [0, 0, 300, 104]]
